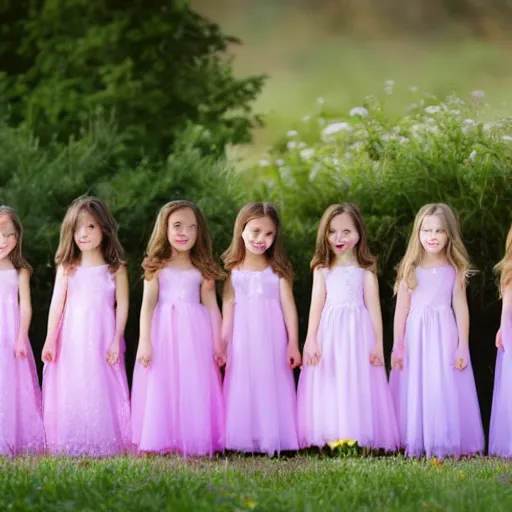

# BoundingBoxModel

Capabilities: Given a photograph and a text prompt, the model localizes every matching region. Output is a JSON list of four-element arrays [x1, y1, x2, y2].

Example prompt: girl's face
[[419, 214, 448, 255], [0, 214, 18, 262], [327, 213, 360, 255], [167, 207, 198, 254], [74, 210, 103, 254], [242, 215, 276, 256]]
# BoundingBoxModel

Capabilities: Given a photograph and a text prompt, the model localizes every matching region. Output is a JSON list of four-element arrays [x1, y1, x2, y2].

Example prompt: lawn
[[3, 455, 512, 511]]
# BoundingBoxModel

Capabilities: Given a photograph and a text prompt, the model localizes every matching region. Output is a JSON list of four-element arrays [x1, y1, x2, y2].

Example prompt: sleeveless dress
[[489, 301, 512, 456], [297, 266, 399, 450], [390, 265, 484, 458], [223, 267, 299, 454], [42, 265, 131, 457], [0, 268, 45, 456], [131, 268, 224, 456]]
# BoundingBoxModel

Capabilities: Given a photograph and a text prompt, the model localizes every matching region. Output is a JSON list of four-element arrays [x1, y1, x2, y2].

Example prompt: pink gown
[[489, 303, 512, 456], [297, 266, 399, 450], [131, 268, 224, 456], [42, 265, 131, 457], [390, 265, 484, 458], [223, 267, 299, 454], [0, 268, 45, 456]]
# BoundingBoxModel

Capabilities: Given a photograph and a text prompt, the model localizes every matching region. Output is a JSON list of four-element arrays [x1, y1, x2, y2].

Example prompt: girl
[[390, 203, 484, 458], [0, 206, 45, 456], [132, 200, 225, 456], [221, 202, 301, 455], [41, 196, 131, 457], [297, 203, 399, 451], [489, 223, 512, 456]]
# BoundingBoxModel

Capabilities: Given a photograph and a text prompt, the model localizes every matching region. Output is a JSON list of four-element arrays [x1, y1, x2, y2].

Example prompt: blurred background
[[193, 0, 512, 161]]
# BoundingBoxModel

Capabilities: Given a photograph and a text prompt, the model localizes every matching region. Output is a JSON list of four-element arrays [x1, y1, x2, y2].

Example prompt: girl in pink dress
[[489, 224, 512, 456], [391, 203, 484, 458], [297, 203, 398, 451], [132, 200, 225, 456], [221, 202, 301, 455], [0, 206, 45, 456], [41, 197, 131, 457]]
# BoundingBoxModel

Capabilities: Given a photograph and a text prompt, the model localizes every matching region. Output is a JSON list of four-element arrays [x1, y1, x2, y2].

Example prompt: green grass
[[3, 455, 512, 511]]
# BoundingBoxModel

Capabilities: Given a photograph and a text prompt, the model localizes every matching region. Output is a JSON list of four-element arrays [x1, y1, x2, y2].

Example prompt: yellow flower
[[244, 499, 257, 510]]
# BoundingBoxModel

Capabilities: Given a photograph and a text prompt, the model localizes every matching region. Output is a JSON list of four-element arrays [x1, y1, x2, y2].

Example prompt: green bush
[[250, 88, 512, 428]]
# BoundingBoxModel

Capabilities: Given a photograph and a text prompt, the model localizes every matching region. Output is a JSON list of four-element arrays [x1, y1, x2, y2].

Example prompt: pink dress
[[489, 303, 512, 456], [297, 266, 399, 450], [131, 268, 224, 456], [0, 269, 45, 456], [42, 265, 131, 457], [390, 265, 484, 458], [223, 267, 299, 454]]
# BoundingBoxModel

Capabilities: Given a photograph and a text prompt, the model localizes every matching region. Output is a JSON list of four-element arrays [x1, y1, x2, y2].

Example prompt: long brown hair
[[494, 224, 512, 296], [221, 202, 293, 282], [55, 196, 125, 273], [0, 205, 32, 272], [142, 200, 224, 281], [310, 203, 376, 272], [394, 203, 470, 293]]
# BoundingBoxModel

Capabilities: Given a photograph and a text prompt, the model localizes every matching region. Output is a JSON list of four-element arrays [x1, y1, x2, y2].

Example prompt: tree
[[0, 0, 265, 158]]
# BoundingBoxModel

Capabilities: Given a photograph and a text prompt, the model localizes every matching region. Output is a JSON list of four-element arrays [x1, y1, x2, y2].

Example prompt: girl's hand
[[136, 342, 152, 369], [42, 339, 56, 363], [454, 345, 469, 371], [213, 340, 226, 368], [370, 346, 384, 367], [15, 337, 27, 359], [106, 341, 120, 366], [391, 343, 404, 371], [303, 339, 321, 366], [496, 328, 503, 350], [287, 343, 302, 369]]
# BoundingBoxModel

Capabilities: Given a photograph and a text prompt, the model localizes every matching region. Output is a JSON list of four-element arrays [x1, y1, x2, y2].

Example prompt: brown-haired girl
[[489, 223, 512, 456], [41, 196, 131, 457], [390, 203, 483, 458], [0, 205, 45, 456], [131, 200, 225, 457], [297, 203, 398, 451], [221, 202, 301, 455]]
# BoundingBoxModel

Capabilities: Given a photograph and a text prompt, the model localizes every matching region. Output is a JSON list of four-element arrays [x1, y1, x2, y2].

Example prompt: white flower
[[385, 80, 395, 87], [471, 90, 485, 100], [279, 167, 293, 183], [425, 105, 441, 115], [349, 141, 365, 151], [450, 109, 461, 116], [286, 141, 298, 151], [298, 142, 307, 148], [302, 115, 311, 122], [287, 130, 298, 137], [318, 118, 326, 126], [463, 118, 477, 126], [317, 97, 325, 105], [410, 86, 418, 92], [469, 150, 477, 161], [384, 85, 393, 95], [321, 122, 353, 141], [309, 164, 321, 182], [300, 148, 315, 160], [502, 135, 512, 142], [259, 159, 270, 167], [344, 152, 353, 160], [462, 119, 477, 135], [275, 158, 285, 166], [483, 122, 495, 133], [349, 106, 369, 118]]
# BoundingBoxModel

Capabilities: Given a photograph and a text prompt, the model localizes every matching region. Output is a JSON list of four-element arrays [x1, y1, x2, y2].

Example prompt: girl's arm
[[136, 274, 159, 368], [42, 266, 68, 362], [303, 268, 326, 366], [221, 276, 235, 350], [498, 286, 512, 350], [452, 271, 470, 370], [363, 270, 384, 367], [107, 265, 129, 365], [15, 269, 32, 359], [279, 278, 301, 369], [391, 280, 410, 370], [201, 279, 225, 367]]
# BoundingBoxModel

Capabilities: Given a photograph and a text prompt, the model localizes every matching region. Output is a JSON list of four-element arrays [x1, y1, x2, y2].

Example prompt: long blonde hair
[[494, 224, 512, 296], [142, 200, 225, 281], [55, 196, 125, 273], [394, 203, 470, 293], [221, 202, 293, 282], [0, 205, 32, 272], [310, 203, 376, 272]]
